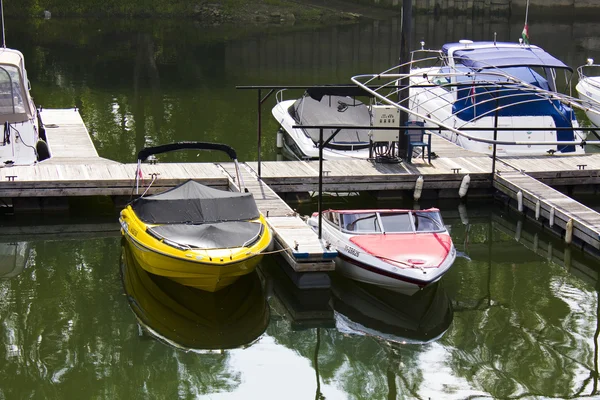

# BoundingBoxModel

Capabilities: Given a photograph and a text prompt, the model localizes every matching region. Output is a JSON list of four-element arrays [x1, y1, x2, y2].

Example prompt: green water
[[2, 200, 600, 399], [2, 14, 600, 399]]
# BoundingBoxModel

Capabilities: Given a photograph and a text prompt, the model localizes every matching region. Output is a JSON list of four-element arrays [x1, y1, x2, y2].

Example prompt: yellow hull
[[120, 206, 272, 292]]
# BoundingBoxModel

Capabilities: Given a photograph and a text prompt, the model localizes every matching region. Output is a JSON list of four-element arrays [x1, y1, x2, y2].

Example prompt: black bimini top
[[132, 180, 260, 224]]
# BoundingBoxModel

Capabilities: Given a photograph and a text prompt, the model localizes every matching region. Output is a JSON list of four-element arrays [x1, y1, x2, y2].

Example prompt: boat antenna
[[521, 0, 530, 45], [0, 0, 5, 48]]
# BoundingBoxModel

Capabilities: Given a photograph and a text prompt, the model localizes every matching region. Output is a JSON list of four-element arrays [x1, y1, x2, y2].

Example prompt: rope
[[247, 246, 293, 256], [140, 173, 158, 197]]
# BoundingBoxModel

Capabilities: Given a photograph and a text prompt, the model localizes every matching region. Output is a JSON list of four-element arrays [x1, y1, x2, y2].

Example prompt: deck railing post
[[492, 97, 499, 175], [318, 128, 324, 240], [257, 89, 262, 178], [398, 0, 412, 160]]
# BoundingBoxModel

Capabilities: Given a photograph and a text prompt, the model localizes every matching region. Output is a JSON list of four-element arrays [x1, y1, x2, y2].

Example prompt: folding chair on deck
[[405, 120, 431, 164]]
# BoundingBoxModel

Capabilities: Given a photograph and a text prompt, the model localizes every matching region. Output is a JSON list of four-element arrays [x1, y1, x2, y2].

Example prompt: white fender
[[458, 174, 470, 198], [517, 191, 523, 212], [276, 129, 284, 149], [414, 175, 424, 201], [549, 207, 555, 227], [535, 200, 541, 220], [565, 218, 574, 244]]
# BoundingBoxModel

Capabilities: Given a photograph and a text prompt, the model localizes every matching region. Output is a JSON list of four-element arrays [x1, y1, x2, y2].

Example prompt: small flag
[[135, 160, 143, 194], [522, 23, 529, 44]]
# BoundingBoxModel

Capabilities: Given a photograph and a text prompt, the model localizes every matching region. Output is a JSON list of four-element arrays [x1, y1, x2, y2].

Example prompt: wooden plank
[[41, 108, 100, 160], [494, 171, 600, 250], [218, 162, 336, 272]]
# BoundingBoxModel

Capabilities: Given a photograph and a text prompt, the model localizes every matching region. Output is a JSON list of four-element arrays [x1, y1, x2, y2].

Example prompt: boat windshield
[[379, 212, 413, 232], [413, 211, 444, 232], [0, 65, 26, 116], [340, 211, 445, 233], [341, 212, 380, 233]]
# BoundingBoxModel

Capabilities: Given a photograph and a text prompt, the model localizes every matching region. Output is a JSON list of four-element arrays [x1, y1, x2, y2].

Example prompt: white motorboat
[[271, 87, 374, 160], [307, 208, 456, 295], [0, 46, 49, 167], [575, 59, 600, 128], [405, 40, 585, 156]]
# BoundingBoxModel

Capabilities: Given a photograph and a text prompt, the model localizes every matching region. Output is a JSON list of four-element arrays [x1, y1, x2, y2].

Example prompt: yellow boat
[[121, 238, 269, 351], [119, 142, 272, 292]]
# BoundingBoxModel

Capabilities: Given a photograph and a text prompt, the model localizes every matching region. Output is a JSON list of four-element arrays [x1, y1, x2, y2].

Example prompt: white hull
[[410, 68, 585, 156], [272, 99, 372, 160], [0, 119, 40, 166], [576, 77, 600, 128]]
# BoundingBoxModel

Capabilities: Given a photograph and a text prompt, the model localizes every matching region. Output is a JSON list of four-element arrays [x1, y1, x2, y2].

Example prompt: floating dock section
[[494, 171, 600, 253]]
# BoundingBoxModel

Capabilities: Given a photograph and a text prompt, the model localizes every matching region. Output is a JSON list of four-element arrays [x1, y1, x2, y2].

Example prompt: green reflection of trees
[[0, 238, 239, 399], [262, 216, 600, 399], [443, 220, 599, 399], [265, 289, 443, 399]]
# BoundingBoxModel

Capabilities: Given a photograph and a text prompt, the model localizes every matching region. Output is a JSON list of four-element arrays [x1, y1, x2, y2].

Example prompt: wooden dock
[[218, 162, 337, 282], [494, 171, 600, 252], [3, 108, 600, 267]]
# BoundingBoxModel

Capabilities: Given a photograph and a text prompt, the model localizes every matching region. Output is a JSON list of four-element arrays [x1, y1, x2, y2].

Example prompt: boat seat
[[404, 121, 431, 164], [147, 221, 263, 250]]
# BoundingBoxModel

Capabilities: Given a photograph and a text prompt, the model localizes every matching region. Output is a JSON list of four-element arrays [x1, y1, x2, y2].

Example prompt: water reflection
[[331, 276, 453, 345], [0, 241, 32, 279], [7, 13, 599, 164], [120, 239, 270, 351]]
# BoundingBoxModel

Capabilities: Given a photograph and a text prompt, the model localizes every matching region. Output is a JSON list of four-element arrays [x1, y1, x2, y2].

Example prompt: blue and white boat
[[405, 40, 586, 156]]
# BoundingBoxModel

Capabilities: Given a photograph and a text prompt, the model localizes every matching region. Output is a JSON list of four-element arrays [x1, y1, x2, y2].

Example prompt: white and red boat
[[307, 208, 456, 294]]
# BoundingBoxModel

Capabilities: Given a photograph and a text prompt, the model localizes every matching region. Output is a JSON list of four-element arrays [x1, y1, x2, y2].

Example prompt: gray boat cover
[[148, 221, 262, 249], [132, 180, 260, 224], [290, 95, 371, 148]]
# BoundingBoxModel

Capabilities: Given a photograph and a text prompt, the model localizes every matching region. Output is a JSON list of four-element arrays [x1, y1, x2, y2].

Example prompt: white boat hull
[[272, 99, 372, 160], [0, 120, 41, 166], [576, 77, 600, 128], [410, 70, 585, 156]]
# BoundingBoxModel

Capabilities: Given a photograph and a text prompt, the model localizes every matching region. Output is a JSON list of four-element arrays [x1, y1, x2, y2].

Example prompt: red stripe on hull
[[337, 253, 441, 287]]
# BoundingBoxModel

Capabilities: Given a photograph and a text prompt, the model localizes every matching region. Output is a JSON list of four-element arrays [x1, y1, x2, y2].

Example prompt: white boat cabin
[[0, 48, 35, 124]]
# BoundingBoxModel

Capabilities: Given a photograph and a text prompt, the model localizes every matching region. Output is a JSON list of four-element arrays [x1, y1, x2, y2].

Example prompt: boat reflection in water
[[331, 276, 453, 344], [0, 241, 32, 279], [121, 239, 270, 351]]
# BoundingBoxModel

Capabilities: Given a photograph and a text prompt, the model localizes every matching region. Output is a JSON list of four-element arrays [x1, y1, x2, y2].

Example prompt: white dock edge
[[267, 216, 337, 272], [494, 171, 600, 250]]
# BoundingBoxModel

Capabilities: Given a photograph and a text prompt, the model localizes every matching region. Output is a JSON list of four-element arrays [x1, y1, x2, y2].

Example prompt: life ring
[[36, 139, 50, 161]]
